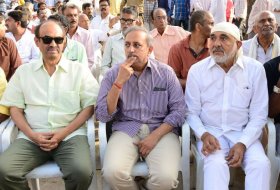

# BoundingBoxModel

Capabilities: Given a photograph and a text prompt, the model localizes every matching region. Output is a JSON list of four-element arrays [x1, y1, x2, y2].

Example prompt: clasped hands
[[201, 132, 246, 167], [29, 129, 67, 151]]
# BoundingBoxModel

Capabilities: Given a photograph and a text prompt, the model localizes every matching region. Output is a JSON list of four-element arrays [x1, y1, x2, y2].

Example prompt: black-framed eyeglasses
[[38, 36, 64, 44], [120, 18, 135, 24]]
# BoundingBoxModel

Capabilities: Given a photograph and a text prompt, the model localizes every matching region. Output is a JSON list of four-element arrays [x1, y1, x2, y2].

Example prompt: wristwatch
[[273, 85, 280, 94]]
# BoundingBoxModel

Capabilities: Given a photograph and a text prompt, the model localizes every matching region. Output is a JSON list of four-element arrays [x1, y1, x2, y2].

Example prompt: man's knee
[[102, 164, 132, 184], [245, 157, 271, 173], [65, 164, 93, 185], [147, 172, 179, 190]]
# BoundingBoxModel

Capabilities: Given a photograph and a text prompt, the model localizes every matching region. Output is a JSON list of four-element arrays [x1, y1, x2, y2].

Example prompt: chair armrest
[[2, 119, 18, 152], [98, 122, 107, 167], [0, 118, 12, 152], [87, 117, 96, 168], [181, 121, 190, 190], [267, 118, 277, 158]]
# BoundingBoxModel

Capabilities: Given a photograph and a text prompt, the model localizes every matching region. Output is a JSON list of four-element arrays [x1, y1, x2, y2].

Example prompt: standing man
[[63, 3, 95, 69], [168, 10, 214, 90], [186, 22, 270, 190], [5, 10, 40, 64], [0, 20, 99, 190], [96, 26, 186, 190], [242, 11, 279, 64], [233, 0, 247, 39], [150, 8, 189, 64], [169, 0, 190, 30]]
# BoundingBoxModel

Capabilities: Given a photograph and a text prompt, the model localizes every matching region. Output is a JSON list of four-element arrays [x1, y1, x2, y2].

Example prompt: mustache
[[127, 53, 138, 58], [212, 46, 224, 53]]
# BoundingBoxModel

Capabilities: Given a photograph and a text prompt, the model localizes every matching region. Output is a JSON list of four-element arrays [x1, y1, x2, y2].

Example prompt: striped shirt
[[95, 58, 186, 137], [170, 0, 191, 20]]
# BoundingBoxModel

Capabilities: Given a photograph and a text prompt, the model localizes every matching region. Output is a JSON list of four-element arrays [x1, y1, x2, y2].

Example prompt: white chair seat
[[26, 162, 63, 179], [131, 161, 149, 176]]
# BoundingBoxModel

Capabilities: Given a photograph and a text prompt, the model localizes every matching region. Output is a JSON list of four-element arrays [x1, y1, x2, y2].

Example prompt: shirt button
[[140, 91, 143, 94]]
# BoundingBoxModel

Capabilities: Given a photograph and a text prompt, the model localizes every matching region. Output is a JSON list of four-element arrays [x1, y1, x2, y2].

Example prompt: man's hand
[[226, 142, 246, 167], [134, 133, 160, 157], [29, 131, 55, 151], [115, 57, 136, 85], [109, 16, 120, 28], [201, 132, 221, 156]]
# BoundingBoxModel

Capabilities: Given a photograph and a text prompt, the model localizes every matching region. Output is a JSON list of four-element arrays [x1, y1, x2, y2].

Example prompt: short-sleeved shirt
[[168, 35, 209, 80], [0, 56, 100, 141]]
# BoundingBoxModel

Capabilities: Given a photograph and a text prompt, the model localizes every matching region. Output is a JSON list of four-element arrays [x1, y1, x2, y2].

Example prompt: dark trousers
[[0, 136, 93, 190], [173, 19, 189, 31]]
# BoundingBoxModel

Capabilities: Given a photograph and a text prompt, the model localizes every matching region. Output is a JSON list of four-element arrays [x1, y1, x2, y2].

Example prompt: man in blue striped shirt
[[96, 26, 186, 190]]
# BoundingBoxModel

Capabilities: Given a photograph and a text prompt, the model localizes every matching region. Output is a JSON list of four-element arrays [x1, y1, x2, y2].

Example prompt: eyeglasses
[[38, 36, 64, 44], [120, 18, 135, 24]]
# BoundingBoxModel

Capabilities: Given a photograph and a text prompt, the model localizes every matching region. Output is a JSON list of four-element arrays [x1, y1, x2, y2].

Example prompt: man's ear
[[236, 40, 242, 49], [34, 36, 40, 47], [148, 45, 153, 55]]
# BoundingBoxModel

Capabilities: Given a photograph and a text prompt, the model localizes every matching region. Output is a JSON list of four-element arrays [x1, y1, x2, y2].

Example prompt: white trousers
[[197, 135, 270, 190], [102, 125, 181, 190]]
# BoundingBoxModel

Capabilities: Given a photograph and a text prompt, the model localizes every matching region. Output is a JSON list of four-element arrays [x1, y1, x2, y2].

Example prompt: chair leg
[[29, 178, 40, 190], [196, 158, 204, 190], [270, 158, 280, 190]]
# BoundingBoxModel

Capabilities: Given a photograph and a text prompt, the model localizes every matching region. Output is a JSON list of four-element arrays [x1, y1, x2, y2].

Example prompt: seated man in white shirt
[[185, 22, 270, 190], [242, 11, 279, 64], [5, 10, 40, 64]]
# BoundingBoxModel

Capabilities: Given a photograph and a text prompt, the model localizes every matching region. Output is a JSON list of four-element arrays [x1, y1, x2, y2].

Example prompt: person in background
[[150, 8, 189, 64], [5, 10, 40, 64], [170, 0, 190, 30], [168, 10, 214, 90], [0, 16, 22, 81], [82, 3, 95, 21], [242, 11, 279, 64]]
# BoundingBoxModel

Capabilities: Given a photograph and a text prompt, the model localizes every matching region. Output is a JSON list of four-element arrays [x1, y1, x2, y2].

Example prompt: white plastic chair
[[98, 121, 190, 190], [0, 117, 97, 190], [267, 118, 280, 190]]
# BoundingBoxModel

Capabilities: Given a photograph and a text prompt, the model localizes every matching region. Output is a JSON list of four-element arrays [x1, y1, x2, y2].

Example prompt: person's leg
[[145, 132, 181, 190], [0, 139, 50, 190], [197, 136, 230, 190], [102, 131, 139, 190], [53, 135, 93, 190], [242, 140, 270, 190], [173, 19, 181, 27], [182, 19, 189, 31]]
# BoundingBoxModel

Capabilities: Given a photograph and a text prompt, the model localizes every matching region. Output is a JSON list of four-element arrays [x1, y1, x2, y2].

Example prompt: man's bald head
[[78, 13, 90, 30]]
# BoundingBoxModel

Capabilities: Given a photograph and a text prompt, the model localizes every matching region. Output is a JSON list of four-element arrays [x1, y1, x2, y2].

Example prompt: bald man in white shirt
[[185, 22, 270, 190]]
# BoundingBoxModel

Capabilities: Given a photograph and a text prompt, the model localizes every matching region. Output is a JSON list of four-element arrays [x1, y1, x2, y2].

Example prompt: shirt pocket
[[148, 91, 168, 114], [54, 90, 80, 113], [231, 86, 252, 108]]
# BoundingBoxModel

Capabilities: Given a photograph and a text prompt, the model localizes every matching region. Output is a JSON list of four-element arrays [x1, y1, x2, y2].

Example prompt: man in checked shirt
[[95, 26, 186, 190]]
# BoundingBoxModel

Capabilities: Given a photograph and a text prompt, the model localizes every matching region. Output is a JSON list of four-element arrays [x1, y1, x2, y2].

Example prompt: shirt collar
[[150, 25, 175, 37], [33, 55, 69, 73], [207, 56, 244, 70], [256, 35, 275, 48], [115, 32, 124, 40]]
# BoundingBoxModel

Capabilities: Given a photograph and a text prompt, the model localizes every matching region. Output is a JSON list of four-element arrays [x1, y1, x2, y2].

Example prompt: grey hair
[[123, 26, 153, 47], [254, 10, 276, 26]]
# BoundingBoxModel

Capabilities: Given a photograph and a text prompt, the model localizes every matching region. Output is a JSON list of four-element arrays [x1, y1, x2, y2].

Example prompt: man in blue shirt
[[169, 0, 190, 30]]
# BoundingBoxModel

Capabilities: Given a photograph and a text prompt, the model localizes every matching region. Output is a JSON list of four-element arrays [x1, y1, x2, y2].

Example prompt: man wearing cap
[[185, 22, 270, 190]]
